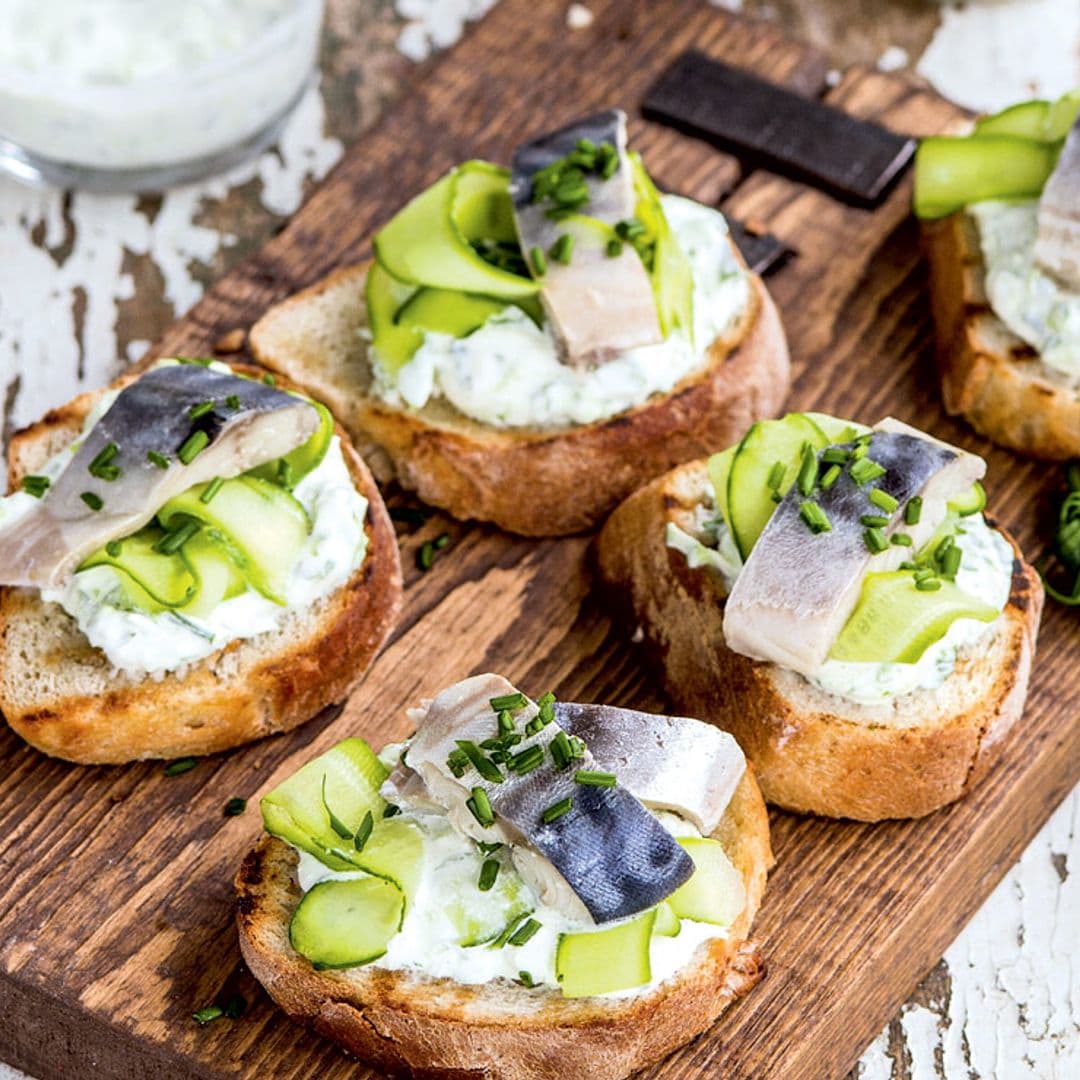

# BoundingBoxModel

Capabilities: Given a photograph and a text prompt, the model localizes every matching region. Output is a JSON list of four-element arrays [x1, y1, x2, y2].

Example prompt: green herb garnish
[[456, 739, 504, 784], [574, 769, 616, 788], [490, 692, 528, 712], [541, 797, 573, 824], [192, 1006, 223, 1025], [322, 776, 353, 840], [467, 786, 496, 828], [188, 400, 215, 421], [155, 521, 200, 555], [164, 758, 198, 776], [820, 464, 841, 491], [478, 858, 500, 892], [1039, 464, 1080, 605], [20, 474, 50, 498], [863, 527, 888, 554], [80, 491, 104, 511], [549, 233, 575, 265], [799, 499, 831, 534], [178, 429, 209, 465], [904, 496, 923, 525], [507, 917, 541, 947], [868, 488, 899, 514], [88, 442, 120, 481], [224, 797, 247, 817], [353, 809, 374, 852], [200, 476, 224, 504], [147, 450, 170, 470], [849, 457, 886, 486]]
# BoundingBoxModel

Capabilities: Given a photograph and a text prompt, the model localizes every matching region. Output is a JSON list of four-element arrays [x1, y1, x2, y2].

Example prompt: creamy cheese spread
[[370, 195, 751, 428], [0, 0, 323, 172], [295, 806, 728, 996], [666, 501, 1014, 707], [969, 198, 1080, 384]]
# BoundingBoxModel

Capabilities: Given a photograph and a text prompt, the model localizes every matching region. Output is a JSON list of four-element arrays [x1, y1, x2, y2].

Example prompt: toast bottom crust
[[235, 771, 773, 1080], [596, 459, 1045, 822]]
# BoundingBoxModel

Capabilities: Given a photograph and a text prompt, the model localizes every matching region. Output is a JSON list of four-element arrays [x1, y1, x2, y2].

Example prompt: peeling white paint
[[394, 0, 499, 62]]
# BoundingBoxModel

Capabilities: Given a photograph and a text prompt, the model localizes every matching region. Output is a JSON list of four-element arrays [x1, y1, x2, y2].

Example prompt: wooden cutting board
[[1, 2, 1076, 1078]]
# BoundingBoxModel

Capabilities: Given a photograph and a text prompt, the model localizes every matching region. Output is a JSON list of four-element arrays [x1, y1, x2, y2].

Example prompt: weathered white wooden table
[[0, 2, 1076, 1077]]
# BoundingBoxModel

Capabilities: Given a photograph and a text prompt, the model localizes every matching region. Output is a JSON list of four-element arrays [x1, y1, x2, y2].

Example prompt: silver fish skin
[[510, 109, 662, 366], [722, 420, 985, 676], [404, 674, 694, 924], [0, 364, 319, 588], [1034, 116, 1080, 292], [553, 702, 745, 835]]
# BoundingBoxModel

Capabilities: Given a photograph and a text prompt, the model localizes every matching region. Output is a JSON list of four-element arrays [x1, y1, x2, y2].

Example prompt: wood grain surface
[[0, 2, 1076, 1079]]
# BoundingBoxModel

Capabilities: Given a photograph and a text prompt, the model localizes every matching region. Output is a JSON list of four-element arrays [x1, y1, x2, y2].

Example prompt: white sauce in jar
[[0, 0, 324, 172]]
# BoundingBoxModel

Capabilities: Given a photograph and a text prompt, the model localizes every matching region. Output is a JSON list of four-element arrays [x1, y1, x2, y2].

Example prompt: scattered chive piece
[[20, 474, 50, 497], [200, 476, 225, 504], [574, 769, 617, 788], [916, 577, 942, 591], [224, 797, 247, 817], [477, 840, 503, 855], [799, 499, 831, 534], [549, 730, 572, 769], [417, 540, 437, 571], [222, 995, 247, 1020], [383, 803, 400, 818], [322, 776, 353, 840], [796, 444, 819, 497], [850, 442, 870, 462], [494, 912, 532, 948], [509, 745, 545, 776], [525, 716, 543, 736], [905, 497, 923, 525], [105, 540, 123, 558], [541, 797, 573, 824], [263, 373, 276, 386], [549, 233, 574, 265], [507, 918, 542, 947], [537, 691, 556, 707], [820, 464, 841, 490], [434, 531, 450, 550], [821, 447, 849, 465], [446, 749, 468, 778], [456, 739, 504, 784], [478, 858, 500, 892], [890, 533, 913, 547], [468, 787, 496, 828], [537, 701, 555, 725], [164, 758, 197, 776], [767, 460, 786, 492], [899, 560, 919, 571], [502, 732, 523, 748], [860, 514, 890, 528], [226, 394, 241, 410], [567, 735, 586, 760], [497, 709, 515, 735], [529, 246, 547, 276], [869, 488, 899, 514], [147, 450, 170, 470], [80, 491, 104, 511], [606, 238, 623, 257], [490, 692, 528, 712], [188, 400, 215, 420], [155, 520, 200, 555], [849, 457, 886, 486], [518, 970, 536, 988], [353, 809, 374, 852], [914, 566, 936, 581], [941, 545, 962, 578], [88, 442, 120, 479], [178, 430, 209, 465], [863, 527, 888, 554], [192, 1006, 223, 1025]]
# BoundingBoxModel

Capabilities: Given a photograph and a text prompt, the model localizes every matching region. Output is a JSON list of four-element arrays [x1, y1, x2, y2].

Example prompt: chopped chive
[[417, 540, 437, 571], [549, 233, 575, 265], [890, 533, 913, 547], [494, 911, 533, 948], [490, 692, 528, 712], [192, 1006, 223, 1025], [899, 560, 919, 571], [468, 786, 496, 827], [916, 577, 942, 591], [541, 797, 573, 824], [383, 803, 401, 818], [525, 717, 542, 737], [796, 444, 819, 496], [849, 457, 886, 486], [904, 496, 923, 525], [518, 970, 536, 988], [537, 691, 556, 707], [222, 995, 247, 1020], [537, 701, 555, 725], [155, 521, 200, 555], [507, 918, 541, 947], [615, 218, 646, 239], [770, 491, 783, 504], [606, 238, 624, 257], [147, 450, 170, 469], [914, 566, 936, 581], [80, 491, 104, 511], [353, 810, 374, 852], [868, 488, 899, 514], [497, 710, 515, 735], [941, 545, 962, 578], [599, 152, 619, 179], [178, 430, 209, 465], [529, 245, 547, 276], [799, 499, 831, 534], [766, 460, 786, 492], [549, 730, 572, 769], [502, 732, 523, 748], [200, 476, 225, 504], [20, 474, 51, 498], [105, 540, 123, 558], [263, 373, 276, 386], [88, 442, 120, 479], [567, 736, 586, 760], [188, 400, 215, 420], [850, 442, 870, 462], [863, 527, 888, 554], [434, 531, 450, 550], [860, 514, 890, 528], [446, 748, 469, 777], [509, 745, 545, 776], [224, 797, 247, 817], [819, 464, 841, 490], [164, 758, 197, 776], [480, 737, 502, 751], [456, 740, 504, 784], [478, 858, 500, 892], [321, 776, 353, 840], [574, 769, 617, 788], [226, 394, 241, 410], [477, 841, 503, 855], [821, 447, 850, 465]]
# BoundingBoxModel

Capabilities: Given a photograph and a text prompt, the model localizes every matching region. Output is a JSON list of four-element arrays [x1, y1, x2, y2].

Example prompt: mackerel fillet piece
[[1034, 115, 1080, 291], [403, 674, 693, 924], [510, 109, 663, 366], [723, 418, 985, 676], [0, 364, 319, 588], [554, 702, 745, 834]]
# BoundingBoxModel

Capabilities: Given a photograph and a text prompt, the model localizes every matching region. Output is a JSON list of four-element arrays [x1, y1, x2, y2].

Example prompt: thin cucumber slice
[[667, 837, 746, 926], [372, 162, 539, 299], [289, 876, 404, 969], [158, 476, 310, 605], [177, 531, 247, 617], [441, 854, 530, 946], [653, 900, 681, 937], [350, 818, 425, 900], [395, 287, 507, 339], [829, 571, 999, 664], [707, 446, 737, 536], [261, 738, 389, 872], [801, 412, 872, 444], [555, 908, 656, 999], [728, 414, 828, 559], [948, 482, 986, 518], [79, 527, 197, 610], [249, 398, 335, 490], [451, 161, 519, 244], [974, 100, 1052, 140], [365, 262, 423, 373]]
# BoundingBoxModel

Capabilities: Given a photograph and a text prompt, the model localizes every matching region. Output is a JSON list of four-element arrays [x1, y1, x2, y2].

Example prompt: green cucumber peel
[[249, 397, 334, 491], [555, 908, 657, 998], [974, 88, 1080, 141], [666, 837, 745, 926]]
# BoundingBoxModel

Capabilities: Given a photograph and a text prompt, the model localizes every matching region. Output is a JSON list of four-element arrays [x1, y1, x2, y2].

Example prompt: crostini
[[917, 88, 1080, 458], [0, 360, 402, 764], [597, 412, 1044, 821], [236, 674, 772, 1080], [250, 109, 790, 536]]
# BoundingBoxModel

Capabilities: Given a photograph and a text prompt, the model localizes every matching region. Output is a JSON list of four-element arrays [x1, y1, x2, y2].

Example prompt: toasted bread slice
[[248, 255, 790, 536], [235, 768, 771, 1080], [595, 460, 1044, 822], [923, 212, 1080, 460], [0, 365, 403, 765]]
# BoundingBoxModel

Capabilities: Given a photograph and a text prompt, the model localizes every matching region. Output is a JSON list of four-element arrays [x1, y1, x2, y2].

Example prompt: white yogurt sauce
[[0, 0, 323, 170], [666, 496, 1014, 706], [295, 807, 730, 995], [970, 198, 1080, 384], [371, 195, 751, 429]]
